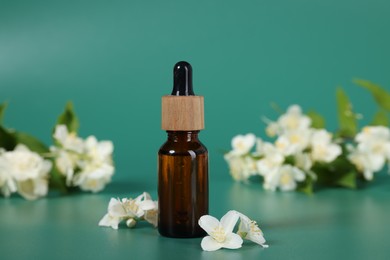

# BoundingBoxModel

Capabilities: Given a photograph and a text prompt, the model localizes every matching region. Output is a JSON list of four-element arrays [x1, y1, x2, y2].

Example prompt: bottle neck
[[167, 131, 200, 142]]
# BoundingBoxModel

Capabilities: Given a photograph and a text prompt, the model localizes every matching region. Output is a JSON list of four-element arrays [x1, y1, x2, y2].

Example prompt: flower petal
[[223, 233, 243, 249], [143, 192, 152, 200], [98, 213, 120, 229], [108, 198, 126, 217], [198, 215, 220, 236], [220, 210, 240, 234], [139, 200, 156, 211], [201, 236, 223, 251], [247, 232, 267, 246]]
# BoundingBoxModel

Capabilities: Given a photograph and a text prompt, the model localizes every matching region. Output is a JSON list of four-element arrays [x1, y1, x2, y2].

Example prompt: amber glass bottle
[[158, 131, 208, 237], [158, 61, 208, 238]]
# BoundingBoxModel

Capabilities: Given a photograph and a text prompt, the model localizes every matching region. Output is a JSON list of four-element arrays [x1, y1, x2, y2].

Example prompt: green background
[[1, 0, 390, 259]]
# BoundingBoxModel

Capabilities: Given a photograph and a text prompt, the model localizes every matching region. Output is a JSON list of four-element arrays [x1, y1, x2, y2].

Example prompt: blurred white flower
[[0, 144, 51, 200], [348, 126, 390, 180], [348, 149, 378, 180], [356, 126, 390, 145], [256, 142, 284, 176], [254, 138, 264, 156], [52, 149, 78, 185], [263, 164, 305, 191], [294, 152, 313, 171], [236, 211, 268, 248], [0, 151, 17, 197], [310, 129, 342, 163], [53, 125, 84, 153], [199, 210, 242, 251], [99, 192, 158, 230], [265, 122, 279, 138], [356, 126, 390, 160], [277, 105, 311, 133], [231, 133, 256, 155], [51, 125, 115, 192], [275, 130, 311, 156], [75, 136, 114, 192], [224, 152, 257, 181]]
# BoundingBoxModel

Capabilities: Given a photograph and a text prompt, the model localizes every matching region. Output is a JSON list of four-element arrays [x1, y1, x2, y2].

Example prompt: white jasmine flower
[[84, 136, 114, 165], [277, 105, 311, 133], [224, 152, 258, 181], [17, 178, 49, 201], [348, 151, 372, 180], [109, 193, 155, 219], [73, 136, 114, 192], [236, 211, 268, 248], [265, 122, 279, 137], [231, 133, 256, 156], [51, 130, 115, 192], [279, 165, 305, 191], [275, 130, 311, 156], [263, 165, 305, 191], [356, 126, 390, 145], [348, 147, 386, 181], [310, 129, 342, 163], [98, 192, 158, 230], [199, 210, 243, 251], [0, 153, 17, 197], [294, 152, 313, 171], [254, 138, 264, 156], [256, 142, 284, 177], [0, 145, 51, 200], [52, 149, 78, 185], [75, 163, 114, 192], [53, 125, 84, 153], [348, 126, 390, 180], [356, 126, 390, 160]]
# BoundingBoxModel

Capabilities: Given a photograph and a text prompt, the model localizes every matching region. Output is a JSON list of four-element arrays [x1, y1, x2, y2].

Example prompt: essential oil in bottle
[[158, 61, 208, 238]]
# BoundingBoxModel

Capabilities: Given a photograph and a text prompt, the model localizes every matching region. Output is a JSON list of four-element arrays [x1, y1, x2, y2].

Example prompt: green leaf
[[49, 166, 68, 194], [370, 109, 389, 126], [335, 171, 357, 189], [307, 110, 326, 129], [0, 103, 7, 125], [0, 126, 17, 150], [336, 87, 358, 137], [313, 149, 358, 189], [297, 177, 313, 195], [353, 79, 390, 111], [56, 101, 79, 133], [14, 131, 49, 154]]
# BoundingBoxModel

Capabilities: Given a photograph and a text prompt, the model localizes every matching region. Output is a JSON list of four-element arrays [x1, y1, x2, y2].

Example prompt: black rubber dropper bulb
[[171, 61, 195, 96]]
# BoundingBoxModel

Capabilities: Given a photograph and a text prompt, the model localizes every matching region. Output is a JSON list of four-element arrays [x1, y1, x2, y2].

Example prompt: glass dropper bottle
[[158, 61, 209, 238]]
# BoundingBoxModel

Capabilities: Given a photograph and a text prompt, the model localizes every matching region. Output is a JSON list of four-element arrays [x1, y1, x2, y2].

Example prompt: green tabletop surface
[[1, 173, 389, 260]]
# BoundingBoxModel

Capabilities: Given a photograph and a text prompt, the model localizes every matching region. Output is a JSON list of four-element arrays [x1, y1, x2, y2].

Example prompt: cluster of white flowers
[[225, 105, 342, 191], [0, 144, 52, 200], [51, 125, 114, 192], [199, 210, 268, 251], [99, 192, 158, 229], [348, 126, 390, 180]]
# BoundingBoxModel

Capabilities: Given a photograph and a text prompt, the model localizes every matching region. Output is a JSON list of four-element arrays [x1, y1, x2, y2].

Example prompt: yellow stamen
[[211, 226, 226, 243]]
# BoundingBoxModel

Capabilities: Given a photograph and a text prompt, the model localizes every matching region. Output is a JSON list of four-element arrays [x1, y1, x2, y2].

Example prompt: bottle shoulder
[[159, 140, 208, 156]]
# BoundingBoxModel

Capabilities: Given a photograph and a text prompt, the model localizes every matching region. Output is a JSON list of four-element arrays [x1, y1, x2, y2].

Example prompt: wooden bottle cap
[[161, 95, 204, 131]]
